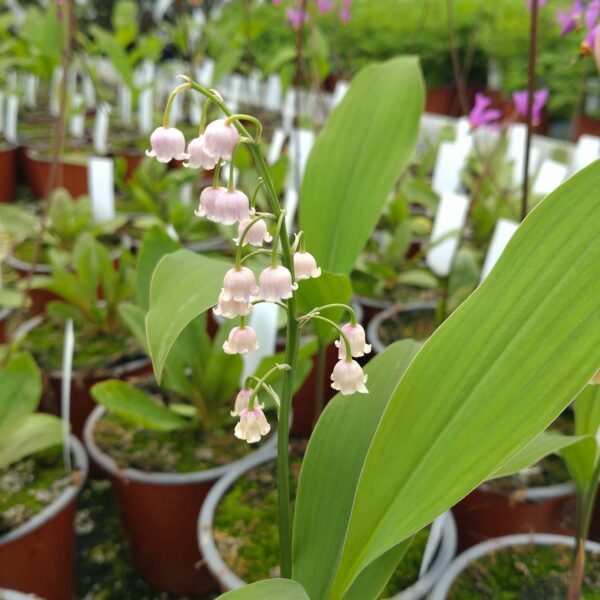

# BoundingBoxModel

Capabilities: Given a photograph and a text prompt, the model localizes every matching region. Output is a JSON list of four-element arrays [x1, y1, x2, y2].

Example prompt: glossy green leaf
[[575, 385, 600, 438], [491, 431, 590, 479], [145, 250, 230, 382], [300, 56, 424, 274], [91, 380, 188, 432], [293, 341, 420, 599], [218, 579, 310, 600], [0, 414, 63, 469], [327, 162, 600, 599], [0, 352, 42, 439]]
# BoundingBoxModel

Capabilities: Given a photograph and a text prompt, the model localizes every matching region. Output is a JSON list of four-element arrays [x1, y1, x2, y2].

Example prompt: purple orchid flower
[[513, 88, 549, 125], [581, 0, 600, 52], [469, 93, 502, 130], [340, 0, 351, 22], [317, 0, 334, 14], [286, 7, 308, 30], [556, 0, 584, 36]]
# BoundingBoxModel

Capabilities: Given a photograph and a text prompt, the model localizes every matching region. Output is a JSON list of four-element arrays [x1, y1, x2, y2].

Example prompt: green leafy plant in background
[[0, 352, 63, 469]]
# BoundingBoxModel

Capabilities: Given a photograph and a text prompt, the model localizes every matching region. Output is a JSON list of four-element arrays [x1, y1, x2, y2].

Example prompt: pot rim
[[367, 300, 438, 355], [0, 435, 88, 547], [478, 479, 576, 501], [83, 404, 277, 486], [24, 147, 88, 167], [0, 591, 42, 599], [429, 532, 600, 600], [197, 447, 457, 597]]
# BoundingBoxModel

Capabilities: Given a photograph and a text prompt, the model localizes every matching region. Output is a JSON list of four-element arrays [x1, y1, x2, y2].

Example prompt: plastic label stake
[[264, 74, 282, 112], [61, 319, 74, 472], [24, 74, 37, 108], [571, 135, 600, 174], [93, 102, 111, 155], [88, 157, 115, 222], [532, 159, 568, 196], [480, 218, 519, 282], [426, 191, 469, 277], [138, 87, 154, 135], [507, 123, 541, 186], [431, 140, 472, 196], [5, 94, 19, 144]]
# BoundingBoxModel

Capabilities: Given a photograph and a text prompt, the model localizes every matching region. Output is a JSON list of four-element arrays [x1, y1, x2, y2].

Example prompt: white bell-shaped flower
[[234, 406, 271, 443], [330, 359, 369, 395], [223, 326, 259, 354], [146, 126, 188, 163], [259, 265, 298, 302], [335, 323, 372, 359]]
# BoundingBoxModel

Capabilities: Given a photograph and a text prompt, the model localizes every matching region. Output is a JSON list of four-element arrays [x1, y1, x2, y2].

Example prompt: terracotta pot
[[572, 113, 600, 139], [198, 448, 458, 598], [23, 148, 88, 198], [430, 533, 600, 600], [0, 308, 11, 344], [590, 493, 600, 542], [0, 144, 17, 202], [84, 406, 277, 596], [425, 86, 457, 116], [0, 436, 88, 600], [452, 482, 576, 551], [113, 150, 144, 180]]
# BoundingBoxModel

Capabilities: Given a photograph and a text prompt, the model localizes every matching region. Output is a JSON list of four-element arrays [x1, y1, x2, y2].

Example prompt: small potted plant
[[0, 351, 88, 599]]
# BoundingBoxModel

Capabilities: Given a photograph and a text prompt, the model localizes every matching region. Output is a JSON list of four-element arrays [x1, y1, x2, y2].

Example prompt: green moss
[[0, 446, 73, 535], [213, 440, 429, 596], [378, 306, 438, 346], [449, 543, 600, 599], [94, 413, 260, 474]]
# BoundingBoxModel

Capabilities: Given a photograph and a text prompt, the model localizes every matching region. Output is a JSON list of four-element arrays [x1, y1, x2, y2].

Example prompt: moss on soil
[[0, 446, 74, 535], [449, 543, 600, 599], [378, 305, 438, 346], [94, 412, 260, 474], [213, 439, 430, 596], [20, 315, 140, 372]]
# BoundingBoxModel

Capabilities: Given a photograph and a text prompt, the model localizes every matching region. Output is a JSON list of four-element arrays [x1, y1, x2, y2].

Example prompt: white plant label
[[431, 139, 472, 196], [24, 74, 38, 108], [264, 74, 282, 112], [5, 94, 19, 144], [118, 84, 132, 127], [50, 66, 63, 117], [426, 191, 469, 277], [93, 102, 111, 155], [69, 93, 86, 139], [532, 159, 568, 196], [507, 123, 541, 186], [88, 157, 115, 222], [331, 80, 349, 108], [61, 319, 74, 472], [282, 88, 296, 132], [268, 128, 286, 165], [138, 87, 154, 135], [480, 218, 519, 282], [283, 187, 299, 232], [169, 90, 183, 125], [571, 134, 600, 174], [286, 128, 315, 191], [83, 74, 96, 108], [455, 116, 471, 141]]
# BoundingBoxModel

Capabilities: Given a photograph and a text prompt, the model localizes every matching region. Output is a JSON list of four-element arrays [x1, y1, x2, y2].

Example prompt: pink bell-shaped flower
[[230, 388, 252, 416], [335, 323, 372, 359], [293, 251, 321, 280], [234, 406, 271, 443], [331, 359, 369, 395], [223, 326, 259, 355], [146, 126, 188, 163], [185, 135, 218, 169], [222, 267, 259, 302], [235, 219, 272, 247], [259, 265, 298, 302], [213, 189, 250, 225], [202, 119, 240, 161], [195, 186, 223, 221], [213, 289, 251, 319]]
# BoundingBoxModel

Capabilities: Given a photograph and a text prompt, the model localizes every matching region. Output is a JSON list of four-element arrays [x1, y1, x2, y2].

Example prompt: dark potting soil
[[377, 306, 438, 346], [213, 439, 430, 596], [448, 543, 600, 599], [19, 316, 140, 372], [0, 447, 76, 535], [94, 412, 264, 474], [76, 478, 217, 600]]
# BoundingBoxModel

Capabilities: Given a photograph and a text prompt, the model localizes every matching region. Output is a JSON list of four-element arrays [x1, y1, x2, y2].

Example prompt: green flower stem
[[248, 363, 291, 410], [162, 82, 191, 128], [224, 113, 263, 142], [235, 215, 275, 267], [251, 298, 289, 311], [212, 160, 222, 188], [251, 178, 265, 210], [228, 145, 239, 192], [271, 212, 286, 268], [199, 97, 212, 135], [308, 303, 357, 327], [240, 248, 281, 265], [301, 314, 353, 362]]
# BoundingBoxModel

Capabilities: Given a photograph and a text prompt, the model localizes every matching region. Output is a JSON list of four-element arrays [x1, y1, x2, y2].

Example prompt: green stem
[[212, 160, 222, 188], [251, 178, 265, 210], [199, 97, 212, 135], [235, 215, 268, 265], [240, 249, 281, 264], [309, 303, 357, 326], [228, 145, 239, 192], [224, 113, 263, 141], [302, 314, 353, 362], [271, 212, 286, 268], [163, 82, 191, 128], [248, 363, 291, 410]]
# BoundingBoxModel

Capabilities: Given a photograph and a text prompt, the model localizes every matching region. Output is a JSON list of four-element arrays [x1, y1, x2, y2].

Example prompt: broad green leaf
[[575, 385, 600, 438], [0, 414, 63, 469], [490, 431, 591, 479], [561, 437, 598, 491], [292, 341, 420, 599], [300, 57, 424, 274], [91, 380, 188, 432], [218, 579, 310, 600], [0, 204, 40, 237], [118, 303, 149, 353], [295, 271, 353, 344], [136, 226, 180, 310], [328, 162, 600, 599], [0, 353, 42, 438], [145, 250, 230, 382]]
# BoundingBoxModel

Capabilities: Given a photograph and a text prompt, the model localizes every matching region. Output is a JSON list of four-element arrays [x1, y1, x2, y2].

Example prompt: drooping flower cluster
[[274, 0, 352, 29], [148, 101, 370, 444], [556, 0, 600, 70]]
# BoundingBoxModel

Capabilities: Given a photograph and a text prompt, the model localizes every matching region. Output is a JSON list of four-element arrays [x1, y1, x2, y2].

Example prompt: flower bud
[[231, 388, 252, 416], [331, 359, 369, 395], [213, 290, 251, 319], [335, 323, 372, 359], [185, 135, 218, 169], [223, 326, 259, 355], [293, 251, 321, 280], [203, 119, 240, 161], [234, 406, 271, 443], [146, 126, 188, 163], [222, 267, 259, 302], [259, 265, 298, 302], [235, 219, 272, 247]]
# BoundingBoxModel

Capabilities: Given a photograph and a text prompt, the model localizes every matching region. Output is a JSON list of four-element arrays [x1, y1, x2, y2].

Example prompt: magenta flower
[[286, 7, 308, 30], [469, 93, 502, 130], [581, 0, 600, 52], [272, 0, 282, 5], [513, 88, 549, 125], [340, 0, 351, 22], [556, 0, 584, 36], [317, 0, 334, 14]]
